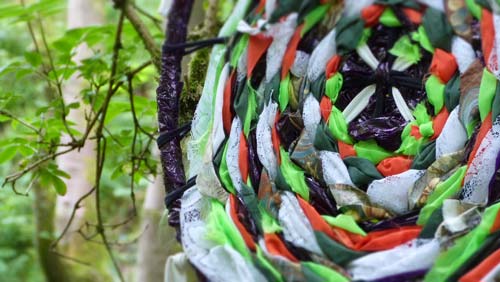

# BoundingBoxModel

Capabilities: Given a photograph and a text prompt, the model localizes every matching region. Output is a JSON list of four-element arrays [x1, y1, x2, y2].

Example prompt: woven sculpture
[[166, 0, 500, 281]]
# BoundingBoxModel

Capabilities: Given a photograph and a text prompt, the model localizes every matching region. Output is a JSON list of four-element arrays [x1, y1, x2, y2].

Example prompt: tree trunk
[[136, 161, 183, 282], [33, 185, 70, 282], [55, 0, 102, 247]]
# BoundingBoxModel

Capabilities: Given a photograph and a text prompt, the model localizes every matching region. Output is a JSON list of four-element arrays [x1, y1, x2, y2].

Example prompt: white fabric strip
[[320, 151, 355, 186], [211, 63, 230, 154], [279, 191, 324, 255], [302, 94, 322, 140], [461, 116, 500, 205], [392, 87, 416, 122], [226, 118, 244, 193], [367, 169, 425, 214], [256, 100, 278, 179], [307, 29, 337, 81], [342, 84, 377, 123], [266, 13, 297, 82], [452, 36, 476, 74], [347, 239, 440, 281], [356, 44, 379, 70], [436, 106, 468, 158]]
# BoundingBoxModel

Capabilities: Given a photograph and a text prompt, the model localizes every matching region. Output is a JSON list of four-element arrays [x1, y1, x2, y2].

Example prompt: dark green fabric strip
[[314, 122, 338, 152], [411, 140, 436, 170], [344, 157, 383, 190], [422, 7, 453, 51], [336, 16, 365, 55], [418, 207, 443, 238], [314, 231, 366, 266], [445, 73, 461, 112]]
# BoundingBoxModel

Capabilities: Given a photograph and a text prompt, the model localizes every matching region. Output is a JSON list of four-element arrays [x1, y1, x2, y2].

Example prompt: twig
[[0, 110, 41, 135], [121, 3, 161, 71], [50, 187, 96, 250], [92, 11, 126, 282]]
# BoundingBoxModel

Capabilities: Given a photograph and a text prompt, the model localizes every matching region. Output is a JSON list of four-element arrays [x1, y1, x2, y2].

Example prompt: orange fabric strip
[[431, 107, 450, 140], [281, 24, 304, 79], [402, 8, 422, 24], [338, 141, 357, 159], [320, 96, 332, 122], [361, 4, 385, 27], [481, 9, 494, 66], [248, 34, 273, 77], [354, 226, 422, 251], [263, 233, 299, 262], [229, 195, 256, 251], [410, 124, 423, 139], [430, 49, 458, 83], [223, 71, 235, 134], [459, 248, 500, 282], [297, 196, 337, 238], [239, 133, 249, 183], [326, 55, 342, 78], [376, 156, 413, 177]]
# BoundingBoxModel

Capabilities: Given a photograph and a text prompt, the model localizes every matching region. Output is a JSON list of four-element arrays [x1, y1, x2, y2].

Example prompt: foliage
[[0, 0, 174, 280]]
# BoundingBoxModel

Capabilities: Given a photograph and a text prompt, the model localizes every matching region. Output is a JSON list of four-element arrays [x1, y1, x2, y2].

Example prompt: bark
[[156, 0, 194, 194], [33, 185, 70, 282]]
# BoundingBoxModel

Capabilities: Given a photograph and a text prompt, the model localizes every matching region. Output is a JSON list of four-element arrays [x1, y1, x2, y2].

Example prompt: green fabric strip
[[354, 140, 394, 164], [422, 7, 453, 51], [244, 82, 258, 136], [389, 35, 421, 64], [417, 166, 467, 225], [419, 121, 435, 138], [411, 26, 435, 54], [414, 103, 432, 124], [302, 4, 330, 36], [219, 141, 236, 194], [444, 73, 461, 112], [424, 202, 500, 282], [315, 231, 366, 266], [302, 261, 349, 282], [279, 73, 291, 112], [205, 199, 250, 260], [426, 75, 446, 115], [379, 8, 402, 27], [280, 147, 310, 201], [328, 106, 353, 144], [344, 156, 383, 189], [466, 0, 482, 19], [322, 214, 367, 236], [325, 73, 343, 102], [230, 35, 249, 67], [397, 134, 426, 156], [478, 68, 497, 122]]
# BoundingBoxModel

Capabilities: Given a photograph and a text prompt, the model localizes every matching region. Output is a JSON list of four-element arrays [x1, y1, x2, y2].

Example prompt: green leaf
[[50, 174, 67, 196], [0, 145, 17, 163], [24, 51, 42, 67]]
